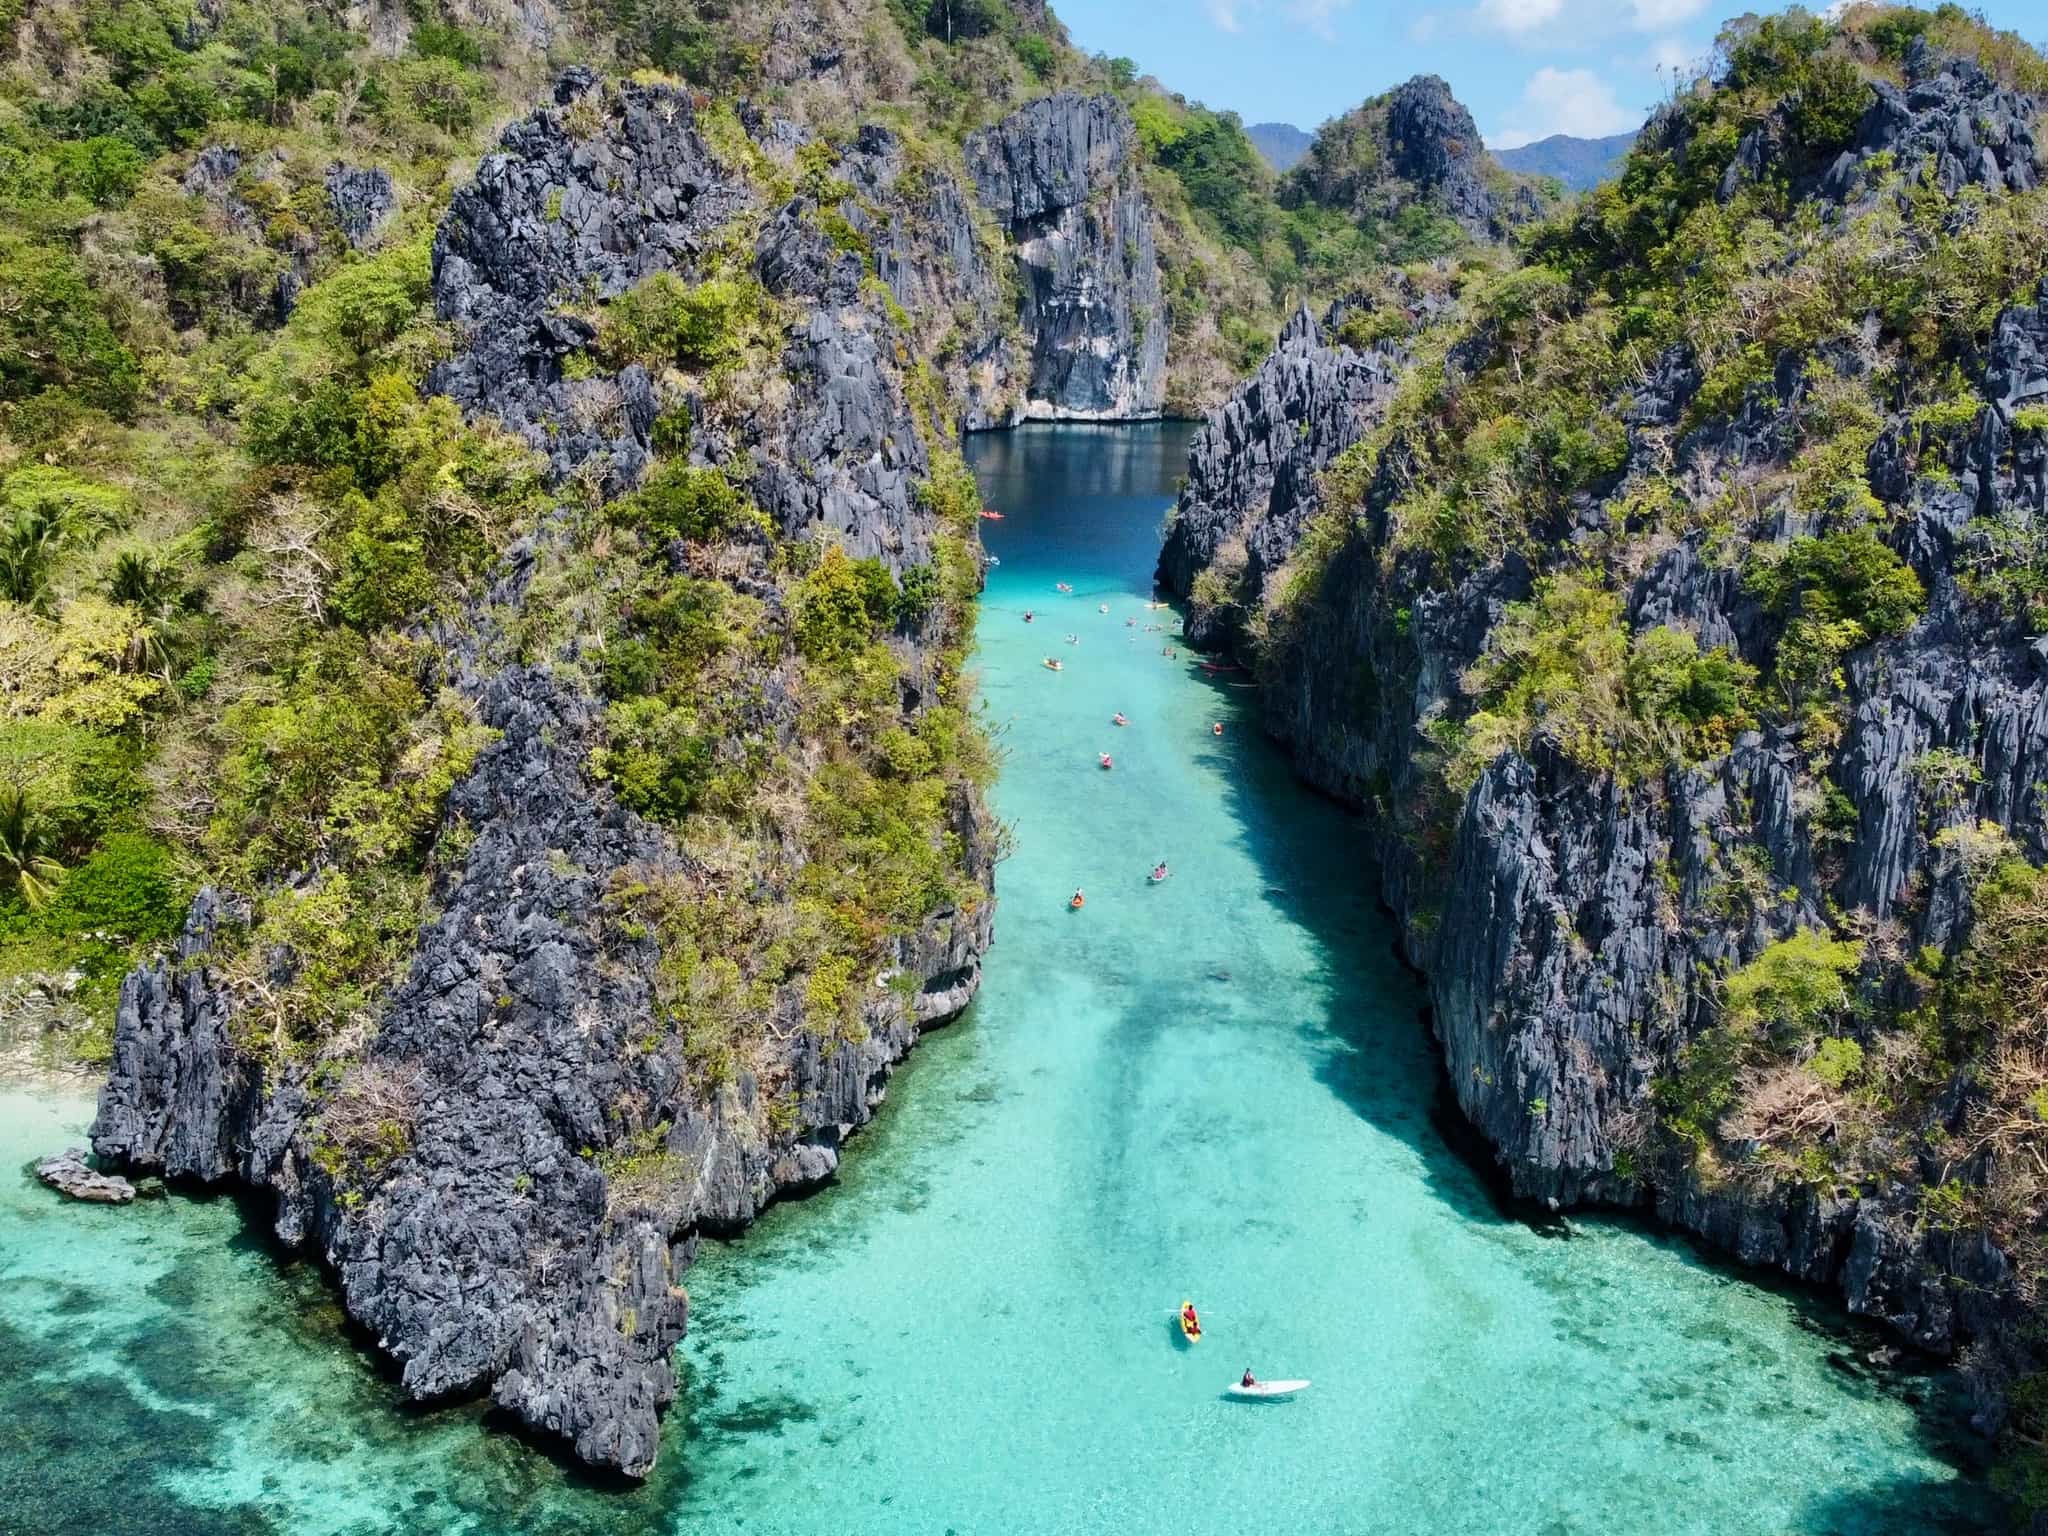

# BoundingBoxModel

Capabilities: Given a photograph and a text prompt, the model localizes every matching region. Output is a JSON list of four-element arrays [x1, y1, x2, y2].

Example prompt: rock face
[[325, 162, 397, 248], [35, 1147, 135, 1203], [1158, 303, 1403, 646], [177, 143, 313, 324], [93, 888, 256, 1183], [831, 122, 1015, 432], [1166, 110, 2048, 1357], [1382, 76, 1502, 234], [966, 93, 1166, 420], [1821, 39, 2040, 201], [431, 67, 749, 491], [94, 73, 996, 1480]]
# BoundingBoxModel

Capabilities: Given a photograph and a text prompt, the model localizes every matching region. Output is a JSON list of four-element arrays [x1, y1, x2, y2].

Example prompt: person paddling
[[1241, 1368, 1256, 1388]]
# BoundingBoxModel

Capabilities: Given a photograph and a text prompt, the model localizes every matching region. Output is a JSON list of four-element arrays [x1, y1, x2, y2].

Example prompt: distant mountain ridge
[[1494, 131, 1637, 191], [1246, 121, 1313, 172]]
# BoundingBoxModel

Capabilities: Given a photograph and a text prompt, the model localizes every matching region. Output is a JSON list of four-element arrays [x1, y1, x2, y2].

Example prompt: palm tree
[[0, 783, 64, 910], [107, 548, 187, 679], [0, 508, 61, 609]]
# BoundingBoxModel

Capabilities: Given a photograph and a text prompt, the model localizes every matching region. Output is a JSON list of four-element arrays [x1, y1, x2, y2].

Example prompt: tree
[[0, 783, 64, 909], [0, 238, 141, 413], [0, 508, 64, 608]]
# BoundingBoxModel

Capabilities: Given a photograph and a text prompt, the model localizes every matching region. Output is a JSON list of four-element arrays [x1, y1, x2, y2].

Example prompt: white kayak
[[1225, 1379, 1309, 1399]]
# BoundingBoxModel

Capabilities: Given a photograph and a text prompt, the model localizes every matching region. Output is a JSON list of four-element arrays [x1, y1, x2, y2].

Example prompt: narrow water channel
[[0, 423, 1993, 1534]]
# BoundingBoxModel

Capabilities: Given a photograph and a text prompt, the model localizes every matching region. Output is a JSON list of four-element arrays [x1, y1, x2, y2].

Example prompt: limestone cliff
[[1282, 75, 1547, 247], [92, 72, 997, 1479], [1160, 31, 2048, 1382], [966, 92, 1167, 421], [1158, 301, 1406, 647]]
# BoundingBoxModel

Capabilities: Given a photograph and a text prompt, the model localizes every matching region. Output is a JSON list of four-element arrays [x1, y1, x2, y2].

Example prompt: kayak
[[1226, 1379, 1309, 1399], [1179, 1302, 1201, 1342]]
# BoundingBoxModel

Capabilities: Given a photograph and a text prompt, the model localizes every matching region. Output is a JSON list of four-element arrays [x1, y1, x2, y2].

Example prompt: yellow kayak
[[1179, 1302, 1202, 1343]]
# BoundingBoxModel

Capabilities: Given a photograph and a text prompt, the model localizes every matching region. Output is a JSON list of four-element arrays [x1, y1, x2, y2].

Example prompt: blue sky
[[1048, 1, 2048, 148]]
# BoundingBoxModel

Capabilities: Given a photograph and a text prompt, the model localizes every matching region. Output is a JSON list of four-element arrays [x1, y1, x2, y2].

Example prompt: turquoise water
[[0, 422, 1994, 1534]]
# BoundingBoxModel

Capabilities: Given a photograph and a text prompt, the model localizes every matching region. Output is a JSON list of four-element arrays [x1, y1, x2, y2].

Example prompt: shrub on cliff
[[796, 546, 900, 663], [1748, 528, 1925, 712], [1724, 928, 1866, 1047], [599, 273, 768, 373], [1451, 577, 1759, 785], [620, 462, 764, 544]]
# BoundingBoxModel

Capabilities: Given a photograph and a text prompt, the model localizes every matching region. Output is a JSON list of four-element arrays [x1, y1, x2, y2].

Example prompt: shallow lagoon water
[[0, 423, 1996, 1534]]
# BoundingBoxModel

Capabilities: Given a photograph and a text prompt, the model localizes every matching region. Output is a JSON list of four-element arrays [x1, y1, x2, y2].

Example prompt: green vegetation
[[0, 0, 565, 1061], [1449, 575, 1758, 786], [1748, 527, 1925, 717], [1657, 928, 1866, 1154]]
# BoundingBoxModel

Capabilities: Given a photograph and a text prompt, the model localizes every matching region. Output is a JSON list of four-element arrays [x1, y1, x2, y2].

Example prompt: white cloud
[[1407, 11, 1443, 43], [1475, 0, 1565, 34], [1203, 0, 1358, 41], [1287, 0, 1355, 40], [1628, 0, 1707, 29], [1644, 35, 1696, 74], [1489, 65, 1640, 149]]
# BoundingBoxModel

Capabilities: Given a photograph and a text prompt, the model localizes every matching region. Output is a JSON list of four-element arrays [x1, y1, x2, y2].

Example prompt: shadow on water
[[1796, 1470, 2001, 1536], [1154, 594, 2002, 1523], [1166, 649, 1540, 1233]]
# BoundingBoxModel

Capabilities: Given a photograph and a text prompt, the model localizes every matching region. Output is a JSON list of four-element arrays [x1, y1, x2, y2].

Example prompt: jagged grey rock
[[1282, 75, 1543, 242], [430, 68, 750, 492], [1383, 75, 1504, 235], [325, 162, 397, 248], [1821, 39, 2040, 202], [966, 93, 1166, 420], [1158, 302, 1403, 645]]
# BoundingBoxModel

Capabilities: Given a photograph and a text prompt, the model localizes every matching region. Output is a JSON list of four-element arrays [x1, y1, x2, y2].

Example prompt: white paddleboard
[[1225, 1379, 1309, 1398]]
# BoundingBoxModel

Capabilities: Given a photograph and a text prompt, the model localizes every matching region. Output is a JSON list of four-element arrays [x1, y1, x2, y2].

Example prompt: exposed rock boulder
[[1821, 39, 2041, 201], [35, 1147, 135, 1204], [325, 162, 397, 249], [966, 92, 1166, 420]]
